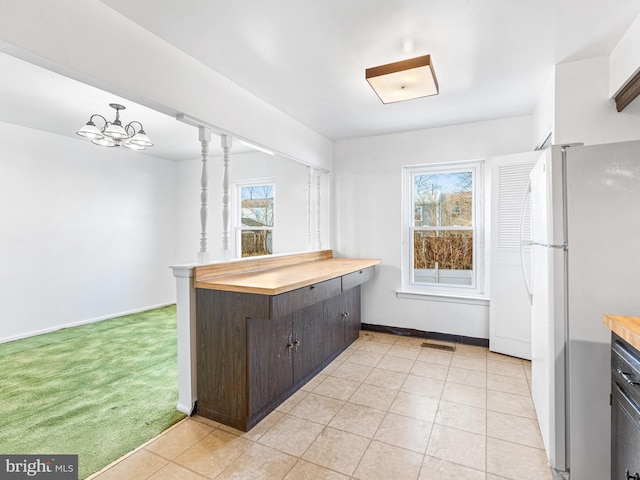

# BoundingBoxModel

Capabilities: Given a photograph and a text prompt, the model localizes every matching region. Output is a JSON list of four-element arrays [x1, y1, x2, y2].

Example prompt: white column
[[197, 127, 211, 264], [221, 134, 233, 260], [307, 166, 313, 250], [171, 264, 197, 415], [316, 169, 322, 250]]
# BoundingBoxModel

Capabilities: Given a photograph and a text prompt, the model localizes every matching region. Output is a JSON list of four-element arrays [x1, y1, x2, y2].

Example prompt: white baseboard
[[0, 302, 176, 345]]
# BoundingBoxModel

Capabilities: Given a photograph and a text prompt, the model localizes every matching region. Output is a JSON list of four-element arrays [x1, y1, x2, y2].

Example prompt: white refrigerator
[[528, 140, 640, 479]]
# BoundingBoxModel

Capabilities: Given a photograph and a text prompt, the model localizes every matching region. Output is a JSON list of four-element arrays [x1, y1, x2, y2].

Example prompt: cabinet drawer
[[272, 277, 341, 318], [342, 266, 375, 291]]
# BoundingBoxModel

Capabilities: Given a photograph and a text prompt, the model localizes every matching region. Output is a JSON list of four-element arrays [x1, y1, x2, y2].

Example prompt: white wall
[[0, 0, 333, 171], [0, 122, 177, 342], [175, 152, 324, 265], [532, 69, 555, 148], [610, 14, 640, 98], [333, 116, 533, 339], [555, 56, 640, 145]]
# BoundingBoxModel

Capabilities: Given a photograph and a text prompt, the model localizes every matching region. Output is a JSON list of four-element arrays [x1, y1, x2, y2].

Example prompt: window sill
[[395, 289, 489, 306]]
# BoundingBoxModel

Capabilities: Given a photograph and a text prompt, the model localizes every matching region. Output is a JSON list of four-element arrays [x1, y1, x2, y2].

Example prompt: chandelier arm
[[89, 114, 108, 128], [126, 121, 145, 133], [124, 123, 137, 137]]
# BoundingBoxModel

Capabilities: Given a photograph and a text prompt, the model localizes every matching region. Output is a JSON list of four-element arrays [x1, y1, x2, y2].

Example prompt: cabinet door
[[292, 302, 324, 384], [612, 381, 640, 479], [323, 292, 346, 360], [247, 315, 293, 416], [343, 286, 361, 344]]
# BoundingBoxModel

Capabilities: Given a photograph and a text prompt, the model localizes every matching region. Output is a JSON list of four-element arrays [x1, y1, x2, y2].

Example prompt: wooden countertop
[[195, 255, 380, 295], [604, 314, 640, 351]]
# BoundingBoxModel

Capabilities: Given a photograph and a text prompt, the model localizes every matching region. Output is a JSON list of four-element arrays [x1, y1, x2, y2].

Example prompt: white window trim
[[232, 177, 276, 258], [400, 160, 485, 299]]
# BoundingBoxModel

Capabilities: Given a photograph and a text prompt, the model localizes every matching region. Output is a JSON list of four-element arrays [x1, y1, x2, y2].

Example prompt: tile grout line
[[93, 335, 546, 480]]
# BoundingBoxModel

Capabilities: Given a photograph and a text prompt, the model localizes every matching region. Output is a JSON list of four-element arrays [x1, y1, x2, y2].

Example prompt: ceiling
[[1, 1, 640, 161]]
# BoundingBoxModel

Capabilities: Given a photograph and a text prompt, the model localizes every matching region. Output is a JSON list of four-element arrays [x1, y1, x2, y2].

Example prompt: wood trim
[[614, 69, 640, 112], [366, 55, 431, 78], [194, 250, 333, 282], [361, 323, 489, 348]]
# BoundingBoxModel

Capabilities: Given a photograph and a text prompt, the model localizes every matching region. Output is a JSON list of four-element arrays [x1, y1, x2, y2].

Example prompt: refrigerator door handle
[[519, 179, 533, 305]]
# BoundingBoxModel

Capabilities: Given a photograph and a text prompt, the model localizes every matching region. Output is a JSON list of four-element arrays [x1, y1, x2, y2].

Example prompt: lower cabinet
[[246, 302, 325, 418], [611, 382, 640, 479], [196, 267, 374, 431], [611, 334, 640, 479], [344, 286, 361, 345], [293, 302, 325, 384], [323, 286, 361, 361], [247, 314, 292, 417]]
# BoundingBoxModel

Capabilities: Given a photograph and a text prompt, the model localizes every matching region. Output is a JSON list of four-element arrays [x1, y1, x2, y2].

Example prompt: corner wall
[[0, 0, 333, 171], [555, 56, 640, 145], [333, 116, 533, 339], [0, 122, 177, 342]]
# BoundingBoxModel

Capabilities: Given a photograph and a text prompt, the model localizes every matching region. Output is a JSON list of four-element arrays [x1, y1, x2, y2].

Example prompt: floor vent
[[421, 342, 456, 352]]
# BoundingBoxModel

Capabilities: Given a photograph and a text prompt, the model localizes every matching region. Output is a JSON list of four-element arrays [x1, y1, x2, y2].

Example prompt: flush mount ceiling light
[[76, 103, 153, 150], [366, 54, 439, 104]]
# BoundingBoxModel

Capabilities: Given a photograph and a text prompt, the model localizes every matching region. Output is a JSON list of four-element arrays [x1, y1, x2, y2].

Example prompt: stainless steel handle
[[519, 178, 533, 305], [617, 368, 640, 386]]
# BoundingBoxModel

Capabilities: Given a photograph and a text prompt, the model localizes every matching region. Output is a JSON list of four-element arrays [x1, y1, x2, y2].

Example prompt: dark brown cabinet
[[246, 302, 325, 418], [247, 314, 292, 417], [293, 302, 325, 383], [323, 286, 361, 361], [196, 266, 375, 431], [611, 333, 640, 479]]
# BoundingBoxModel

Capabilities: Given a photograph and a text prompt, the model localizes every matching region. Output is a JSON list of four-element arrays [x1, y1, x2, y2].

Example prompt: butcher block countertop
[[604, 314, 640, 351], [194, 250, 380, 295]]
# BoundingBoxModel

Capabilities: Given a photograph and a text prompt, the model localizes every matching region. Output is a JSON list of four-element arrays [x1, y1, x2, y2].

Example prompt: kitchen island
[[194, 250, 380, 431]]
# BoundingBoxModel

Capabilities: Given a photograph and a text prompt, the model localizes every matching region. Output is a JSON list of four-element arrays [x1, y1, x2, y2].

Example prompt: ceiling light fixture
[[76, 103, 153, 150], [366, 54, 439, 104]]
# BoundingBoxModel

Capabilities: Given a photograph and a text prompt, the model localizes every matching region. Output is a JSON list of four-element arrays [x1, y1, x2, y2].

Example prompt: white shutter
[[488, 152, 540, 359], [498, 163, 533, 250]]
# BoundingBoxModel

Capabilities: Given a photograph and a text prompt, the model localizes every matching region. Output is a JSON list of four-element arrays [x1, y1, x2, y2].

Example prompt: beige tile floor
[[89, 331, 552, 480]]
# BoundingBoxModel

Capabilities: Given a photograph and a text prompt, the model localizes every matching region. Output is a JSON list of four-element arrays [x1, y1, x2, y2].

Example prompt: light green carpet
[[0, 305, 185, 479]]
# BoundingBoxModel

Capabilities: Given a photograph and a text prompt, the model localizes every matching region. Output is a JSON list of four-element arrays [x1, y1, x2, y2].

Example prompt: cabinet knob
[[294, 340, 300, 351], [625, 469, 640, 480], [309, 285, 316, 290]]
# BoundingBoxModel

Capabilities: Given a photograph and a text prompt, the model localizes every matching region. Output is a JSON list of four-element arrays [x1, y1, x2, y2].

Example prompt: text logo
[[0, 455, 78, 479]]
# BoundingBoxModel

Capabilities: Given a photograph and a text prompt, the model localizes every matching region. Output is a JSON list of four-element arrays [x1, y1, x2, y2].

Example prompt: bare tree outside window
[[413, 171, 474, 285], [240, 184, 274, 257]]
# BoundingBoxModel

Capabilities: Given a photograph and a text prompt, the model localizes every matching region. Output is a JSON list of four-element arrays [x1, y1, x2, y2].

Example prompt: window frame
[[232, 178, 276, 258], [401, 160, 485, 298]]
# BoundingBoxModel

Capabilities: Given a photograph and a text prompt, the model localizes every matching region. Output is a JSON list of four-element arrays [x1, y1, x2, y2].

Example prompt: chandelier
[[76, 103, 153, 150]]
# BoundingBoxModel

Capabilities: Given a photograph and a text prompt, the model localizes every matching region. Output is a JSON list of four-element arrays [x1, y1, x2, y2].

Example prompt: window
[[236, 182, 274, 257], [402, 161, 484, 297]]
